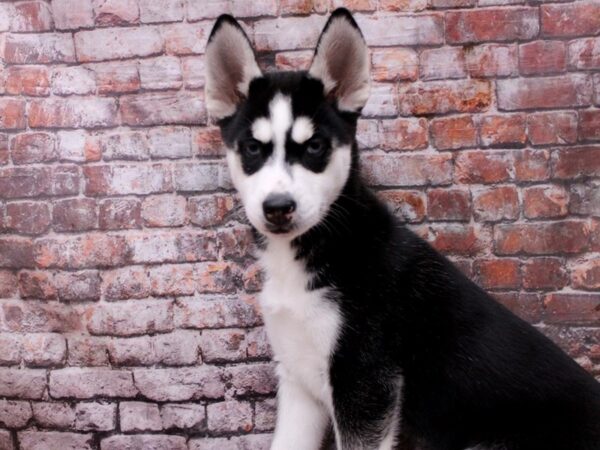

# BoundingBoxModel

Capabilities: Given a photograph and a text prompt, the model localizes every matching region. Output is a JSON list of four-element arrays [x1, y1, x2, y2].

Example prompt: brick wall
[[0, 0, 599, 448]]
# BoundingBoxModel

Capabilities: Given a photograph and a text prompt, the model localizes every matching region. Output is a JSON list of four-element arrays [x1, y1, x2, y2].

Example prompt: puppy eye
[[306, 138, 325, 156], [241, 140, 261, 157]]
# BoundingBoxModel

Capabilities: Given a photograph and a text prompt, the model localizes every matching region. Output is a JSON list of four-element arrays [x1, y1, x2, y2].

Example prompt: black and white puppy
[[205, 9, 600, 450]]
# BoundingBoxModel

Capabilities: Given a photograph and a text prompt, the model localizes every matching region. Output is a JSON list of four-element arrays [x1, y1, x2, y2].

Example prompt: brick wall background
[[0, 0, 599, 448]]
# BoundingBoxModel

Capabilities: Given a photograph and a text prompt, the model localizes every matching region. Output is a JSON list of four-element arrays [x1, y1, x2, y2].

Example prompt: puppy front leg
[[271, 378, 329, 450]]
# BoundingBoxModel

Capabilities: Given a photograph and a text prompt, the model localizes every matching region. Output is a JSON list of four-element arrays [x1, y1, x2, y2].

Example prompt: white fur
[[291, 117, 314, 143], [260, 239, 341, 450], [252, 117, 273, 143]]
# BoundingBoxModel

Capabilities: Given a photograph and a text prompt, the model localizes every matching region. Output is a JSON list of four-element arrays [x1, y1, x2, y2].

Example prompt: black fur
[[211, 9, 600, 450]]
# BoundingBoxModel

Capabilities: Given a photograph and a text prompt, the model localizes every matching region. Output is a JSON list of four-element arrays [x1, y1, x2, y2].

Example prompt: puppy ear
[[309, 8, 370, 112], [205, 15, 262, 120]]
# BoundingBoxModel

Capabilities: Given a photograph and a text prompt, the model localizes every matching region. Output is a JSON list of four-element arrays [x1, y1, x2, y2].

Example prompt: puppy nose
[[263, 194, 296, 226]]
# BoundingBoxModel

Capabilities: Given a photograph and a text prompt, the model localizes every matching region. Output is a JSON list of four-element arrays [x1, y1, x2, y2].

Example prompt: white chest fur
[[259, 239, 342, 409]]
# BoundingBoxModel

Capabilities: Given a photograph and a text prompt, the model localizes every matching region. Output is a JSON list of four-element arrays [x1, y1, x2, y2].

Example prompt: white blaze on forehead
[[251, 117, 272, 143], [291, 117, 314, 144], [269, 94, 293, 155]]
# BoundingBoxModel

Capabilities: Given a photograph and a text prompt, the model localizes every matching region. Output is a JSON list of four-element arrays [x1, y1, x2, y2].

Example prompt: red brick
[[522, 258, 567, 290], [541, 1, 600, 38], [87, 299, 174, 336], [148, 127, 192, 159], [29, 97, 118, 129], [519, 41, 566, 75], [54, 270, 101, 302], [149, 264, 195, 296], [0, 167, 76, 199], [255, 398, 276, 432], [0, 399, 33, 428], [570, 181, 600, 216], [139, 56, 182, 90], [11, 1, 54, 32], [18, 270, 57, 299], [371, 48, 418, 82], [193, 127, 224, 157], [419, 47, 466, 80], [51, 66, 96, 95], [527, 112, 578, 146], [568, 37, 600, 70], [35, 234, 129, 269], [579, 110, 600, 142], [52, 0, 94, 30], [53, 198, 97, 232], [162, 22, 212, 54], [474, 258, 520, 289], [89, 61, 140, 94], [430, 0, 474, 8], [429, 224, 486, 256], [102, 266, 150, 300], [11, 132, 56, 164], [120, 92, 205, 126], [0, 238, 36, 269], [494, 221, 590, 255], [472, 186, 519, 222], [455, 151, 513, 184], [552, 146, 600, 179], [139, 0, 185, 23], [479, 114, 526, 147], [101, 435, 187, 450], [188, 194, 236, 227], [173, 163, 219, 192], [592, 219, 600, 251], [50, 367, 137, 398], [544, 293, 600, 326], [84, 164, 172, 196], [0, 98, 26, 129], [364, 83, 399, 117], [142, 195, 187, 227], [175, 296, 262, 329], [0, 135, 8, 165], [5, 201, 51, 235], [354, 14, 444, 46], [225, 362, 277, 396], [332, 0, 377, 12], [196, 262, 240, 294], [571, 258, 600, 290], [0, 300, 83, 333], [279, 0, 327, 15], [99, 198, 142, 230], [5, 66, 49, 96], [207, 401, 252, 434], [274, 51, 312, 71], [497, 75, 593, 111], [186, 0, 233, 19], [494, 292, 542, 324], [514, 149, 550, 181], [93, 0, 139, 27], [430, 115, 477, 150], [446, 8, 539, 44], [465, 44, 518, 78], [379, 118, 428, 151], [523, 185, 569, 219], [378, 190, 426, 223], [75, 27, 163, 62], [119, 401, 161, 432], [398, 80, 491, 116], [0, 368, 46, 399], [0, 270, 17, 297], [427, 188, 470, 221], [56, 130, 99, 163], [128, 230, 217, 264], [199, 329, 248, 363], [133, 366, 224, 401], [93, 131, 148, 161], [4, 33, 75, 64], [362, 153, 453, 187]]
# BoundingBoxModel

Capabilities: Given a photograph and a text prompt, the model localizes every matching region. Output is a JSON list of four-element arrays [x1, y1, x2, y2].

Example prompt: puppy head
[[205, 9, 370, 240]]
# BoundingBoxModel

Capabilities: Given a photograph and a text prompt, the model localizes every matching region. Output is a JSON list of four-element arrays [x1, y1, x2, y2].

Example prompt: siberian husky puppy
[[204, 9, 600, 450]]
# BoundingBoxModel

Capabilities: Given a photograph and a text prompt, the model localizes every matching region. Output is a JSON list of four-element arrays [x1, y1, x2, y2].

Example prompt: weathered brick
[[0, 237, 36, 269], [148, 126, 192, 159], [134, 366, 224, 401], [472, 186, 519, 222], [0, 300, 83, 334], [162, 22, 212, 54], [56, 130, 99, 163], [4, 33, 75, 64], [371, 48, 418, 82], [139, 56, 182, 90], [378, 190, 426, 223], [35, 234, 129, 269], [446, 8, 539, 43], [102, 266, 151, 300], [514, 149, 550, 181], [278, 0, 326, 15], [181, 56, 205, 88], [274, 50, 312, 71], [11, 133, 56, 165], [193, 127, 224, 157], [464, 44, 518, 78], [75, 27, 163, 62], [0, 271, 17, 298], [67, 335, 110, 366], [0, 98, 26, 129], [224, 362, 277, 396], [74, 402, 116, 431], [519, 40, 566, 75], [101, 435, 187, 450], [89, 60, 140, 94], [18, 270, 56, 299], [173, 162, 219, 192], [22, 333, 67, 366], [139, 0, 184, 23], [541, 1, 600, 38], [570, 181, 600, 216], [552, 146, 600, 179], [544, 293, 600, 326], [495, 221, 590, 255], [474, 258, 520, 290], [55, 270, 101, 302], [568, 37, 600, 70], [527, 111, 578, 146], [571, 258, 600, 290], [189, 435, 272, 450], [479, 114, 526, 147], [430, 115, 477, 150], [120, 92, 205, 126], [5, 66, 50, 96], [50, 368, 137, 399], [53, 198, 97, 232], [19, 431, 94, 450], [5, 201, 51, 235], [398, 80, 491, 116], [0, 368, 46, 399], [161, 403, 205, 431], [363, 83, 399, 117], [175, 296, 262, 329], [497, 75, 593, 111], [200, 329, 248, 363], [362, 153, 452, 186], [29, 97, 118, 128], [120, 402, 162, 432], [87, 299, 174, 336], [420, 47, 466, 80], [427, 188, 470, 222], [84, 164, 172, 196], [429, 224, 487, 256], [255, 398, 276, 431], [523, 185, 569, 219], [11, 1, 54, 32], [52, 0, 94, 29], [455, 151, 513, 184], [217, 226, 253, 260], [127, 230, 217, 264], [207, 400, 252, 434], [51, 66, 96, 95], [0, 399, 33, 428], [355, 14, 444, 46], [32, 401, 76, 428], [98, 198, 142, 230], [379, 118, 428, 151], [495, 292, 543, 324], [188, 194, 236, 227], [92, 0, 139, 27], [579, 110, 600, 142], [141, 195, 187, 227]]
